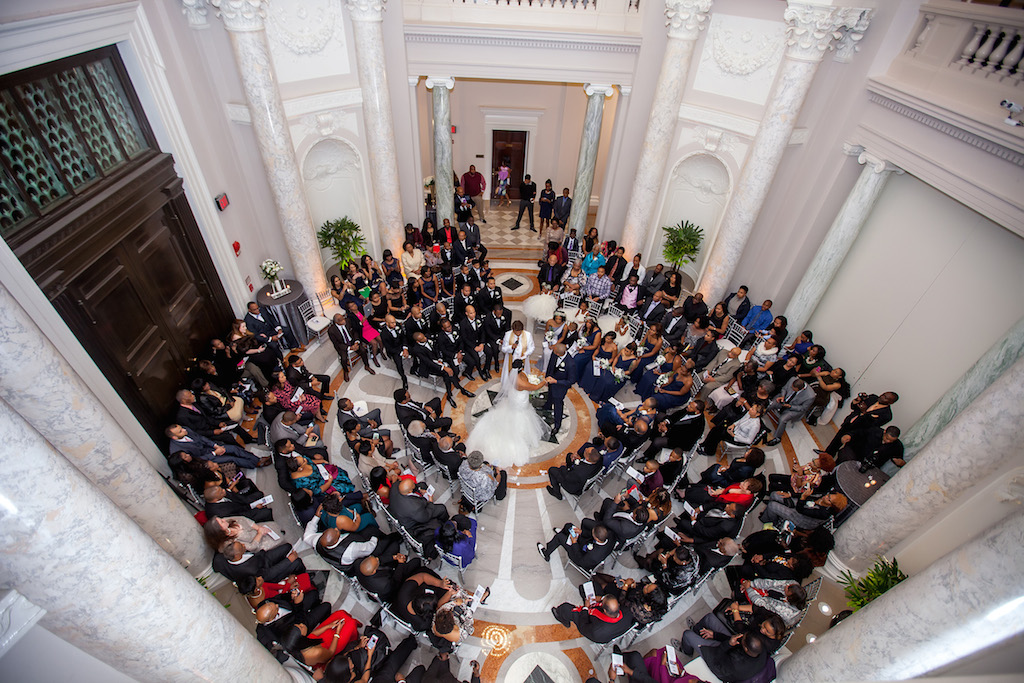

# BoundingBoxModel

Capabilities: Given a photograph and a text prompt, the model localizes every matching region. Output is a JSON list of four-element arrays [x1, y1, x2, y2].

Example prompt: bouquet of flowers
[[597, 358, 612, 371], [545, 330, 558, 345], [260, 259, 283, 281], [655, 373, 672, 388], [423, 175, 435, 189], [635, 344, 646, 356], [655, 354, 667, 366], [611, 366, 627, 382]]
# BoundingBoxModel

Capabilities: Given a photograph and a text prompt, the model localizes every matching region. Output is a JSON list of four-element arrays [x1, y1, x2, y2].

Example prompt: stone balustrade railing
[[405, 0, 642, 32], [461, 0, 604, 9]]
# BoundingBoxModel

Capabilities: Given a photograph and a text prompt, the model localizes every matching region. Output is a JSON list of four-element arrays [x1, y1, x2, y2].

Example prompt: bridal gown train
[[465, 373, 547, 468]]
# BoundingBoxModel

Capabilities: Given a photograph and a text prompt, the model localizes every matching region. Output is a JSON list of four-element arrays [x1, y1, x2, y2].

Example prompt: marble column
[[902, 316, 1024, 460], [784, 145, 902, 335], [620, 0, 712, 257], [831, 354, 1024, 573], [345, 0, 405, 256], [426, 76, 455, 230], [0, 281, 211, 574], [780, 511, 1024, 682], [567, 84, 615, 237], [210, 0, 327, 299], [0, 398, 291, 683], [595, 85, 631, 236], [408, 76, 425, 225], [698, 2, 871, 303]]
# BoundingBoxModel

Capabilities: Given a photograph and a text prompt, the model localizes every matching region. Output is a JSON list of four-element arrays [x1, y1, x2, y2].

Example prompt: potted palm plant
[[662, 220, 704, 273], [838, 556, 908, 611], [317, 216, 366, 270]]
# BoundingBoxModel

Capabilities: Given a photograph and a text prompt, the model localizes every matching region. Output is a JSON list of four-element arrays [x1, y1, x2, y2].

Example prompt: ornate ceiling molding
[[664, 0, 713, 42], [227, 88, 363, 124], [266, 0, 339, 55], [783, 2, 870, 63], [404, 26, 641, 55], [209, 0, 265, 32], [180, 0, 209, 28]]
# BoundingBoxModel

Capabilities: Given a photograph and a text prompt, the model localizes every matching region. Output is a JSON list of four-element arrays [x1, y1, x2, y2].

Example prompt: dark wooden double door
[[491, 130, 527, 200], [12, 154, 233, 443]]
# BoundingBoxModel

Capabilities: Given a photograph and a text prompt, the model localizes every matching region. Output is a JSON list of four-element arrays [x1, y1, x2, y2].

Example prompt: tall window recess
[[0, 46, 154, 238]]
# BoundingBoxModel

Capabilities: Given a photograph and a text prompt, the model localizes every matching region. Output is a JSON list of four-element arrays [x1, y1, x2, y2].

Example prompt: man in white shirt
[[699, 403, 764, 455]]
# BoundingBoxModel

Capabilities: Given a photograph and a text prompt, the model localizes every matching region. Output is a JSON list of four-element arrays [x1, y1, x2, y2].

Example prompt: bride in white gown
[[465, 359, 548, 468]]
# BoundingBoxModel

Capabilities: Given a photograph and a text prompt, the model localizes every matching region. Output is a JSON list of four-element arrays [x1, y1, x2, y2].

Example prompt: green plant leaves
[[662, 220, 704, 270], [837, 557, 908, 611], [317, 216, 366, 268]]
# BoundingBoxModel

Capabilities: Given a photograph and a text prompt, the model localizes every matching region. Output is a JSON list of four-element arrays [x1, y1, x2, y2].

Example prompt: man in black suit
[[686, 330, 721, 371], [694, 537, 741, 573], [454, 263, 481, 294], [316, 527, 402, 573], [253, 577, 331, 662], [538, 521, 614, 569], [682, 629, 768, 683], [388, 478, 449, 558], [174, 389, 253, 445], [637, 291, 668, 325], [681, 292, 709, 323], [482, 304, 510, 374], [475, 277, 503, 314], [592, 495, 650, 546], [538, 253, 564, 291], [452, 229, 473, 267], [436, 319, 463, 370], [204, 485, 273, 522], [394, 388, 451, 432], [284, 355, 331, 400], [335, 397, 389, 439], [673, 502, 743, 544], [553, 189, 572, 228], [166, 424, 266, 468], [357, 553, 423, 602], [458, 305, 489, 381], [660, 307, 688, 344], [214, 540, 305, 584], [379, 314, 409, 389], [431, 434, 466, 480], [552, 595, 634, 643], [546, 445, 603, 500], [409, 331, 474, 408], [404, 304, 431, 341], [428, 302, 452, 339], [643, 400, 705, 459], [542, 343, 576, 438], [245, 301, 298, 355], [513, 173, 537, 232], [453, 284, 476, 322], [328, 312, 365, 383]]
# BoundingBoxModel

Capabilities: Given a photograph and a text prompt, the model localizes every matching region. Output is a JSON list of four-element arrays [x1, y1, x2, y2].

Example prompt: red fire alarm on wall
[[451, 125, 457, 134], [215, 193, 229, 211]]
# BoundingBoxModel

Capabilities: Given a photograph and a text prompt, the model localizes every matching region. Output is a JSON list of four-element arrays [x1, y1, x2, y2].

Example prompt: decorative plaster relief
[[180, 0, 209, 28], [264, 0, 350, 83], [693, 125, 736, 154], [674, 154, 730, 200], [302, 137, 362, 191], [693, 14, 786, 106]]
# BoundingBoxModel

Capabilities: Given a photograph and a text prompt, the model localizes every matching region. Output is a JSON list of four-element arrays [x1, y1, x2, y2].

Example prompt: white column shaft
[[785, 151, 900, 334], [0, 398, 290, 683], [428, 79, 455, 229], [833, 354, 1024, 572], [350, 15, 405, 256], [567, 87, 612, 236], [780, 511, 1024, 682], [0, 281, 210, 573], [221, 27, 327, 297]]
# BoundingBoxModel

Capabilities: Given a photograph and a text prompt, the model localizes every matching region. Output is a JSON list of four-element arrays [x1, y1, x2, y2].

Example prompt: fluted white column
[[699, 2, 871, 302], [0, 398, 291, 683], [345, 0, 405, 256], [621, 0, 712, 256], [210, 0, 327, 299], [567, 84, 615, 237], [785, 145, 902, 335], [831, 354, 1024, 573], [0, 281, 211, 574], [426, 76, 455, 230], [780, 511, 1024, 682], [902, 316, 1024, 460]]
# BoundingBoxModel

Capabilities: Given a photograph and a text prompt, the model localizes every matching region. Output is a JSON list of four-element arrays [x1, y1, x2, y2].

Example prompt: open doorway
[[491, 130, 527, 200]]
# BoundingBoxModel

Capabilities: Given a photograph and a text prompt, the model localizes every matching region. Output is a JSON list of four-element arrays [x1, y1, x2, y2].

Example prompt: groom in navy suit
[[543, 343, 577, 439]]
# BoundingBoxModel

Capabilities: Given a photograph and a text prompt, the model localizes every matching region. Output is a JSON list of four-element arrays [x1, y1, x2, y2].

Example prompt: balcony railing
[[461, 0, 602, 8], [404, 0, 642, 33]]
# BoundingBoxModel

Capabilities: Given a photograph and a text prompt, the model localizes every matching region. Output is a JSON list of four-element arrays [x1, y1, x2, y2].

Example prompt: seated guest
[[214, 539, 305, 584], [431, 434, 466, 480], [284, 354, 331, 401], [409, 331, 474, 408], [683, 478, 763, 511], [694, 447, 766, 489], [175, 388, 254, 446], [738, 577, 807, 630], [280, 609, 359, 676], [318, 491, 378, 533], [735, 549, 813, 583], [712, 381, 773, 429], [394, 388, 452, 432], [714, 608, 787, 655], [538, 253, 565, 291], [270, 410, 322, 450], [652, 447, 689, 489], [650, 366, 694, 411], [634, 459, 664, 496], [551, 595, 633, 643], [617, 274, 642, 310], [768, 452, 835, 498], [635, 545, 701, 596], [546, 445, 604, 500], [670, 502, 743, 545], [287, 454, 351, 503], [435, 514, 478, 568], [254, 577, 331, 662], [679, 615, 772, 678], [584, 265, 614, 301], [271, 369, 327, 421], [698, 403, 765, 456], [741, 299, 775, 335], [458, 450, 507, 512], [203, 515, 284, 553], [696, 346, 744, 400], [316, 526, 401, 574], [166, 424, 268, 469], [356, 553, 421, 602], [681, 292, 709, 323], [593, 494, 652, 546], [388, 477, 450, 558], [637, 290, 668, 326], [560, 259, 588, 296], [806, 366, 851, 426], [598, 435, 625, 470], [586, 574, 668, 627], [204, 485, 273, 523], [760, 491, 848, 530], [393, 568, 457, 632], [336, 397, 390, 440], [645, 400, 706, 459], [538, 522, 615, 569], [838, 425, 905, 470], [476, 276, 504, 314]]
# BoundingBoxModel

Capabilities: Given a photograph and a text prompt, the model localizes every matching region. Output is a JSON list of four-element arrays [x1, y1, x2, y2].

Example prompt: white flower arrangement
[[545, 330, 558, 344], [655, 354, 667, 366], [656, 373, 672, 388], [611, 366, 627, 382], [597, 358, 612, 371], [423, 175, 435, 189], [260, 259, 283, 281], [527, 373, 545, 386]]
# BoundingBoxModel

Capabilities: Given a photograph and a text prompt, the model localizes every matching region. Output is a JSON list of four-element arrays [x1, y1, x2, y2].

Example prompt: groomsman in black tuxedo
[[459, 305, 489, 381], [379, 314, 408, 389], [543, 343, 577, 439], [482, 303, 510, 374]]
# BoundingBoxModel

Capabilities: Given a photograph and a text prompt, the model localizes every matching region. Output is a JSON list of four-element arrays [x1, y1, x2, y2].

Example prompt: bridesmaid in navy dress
[[579, 332, 617, 395], [572, 320, 602, 381], [590, 343, 639, 403], [652, 366, 694, 411], [637, 349, 679, 401]]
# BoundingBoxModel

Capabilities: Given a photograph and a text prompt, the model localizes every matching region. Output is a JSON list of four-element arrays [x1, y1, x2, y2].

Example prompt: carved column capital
[[858, 150, 904, 175], [664, 0, 713, 41], [783, 2, 869, 62], [424, 76, 455, 91], [834, 9, 873, 63], [344, 0, 387, 23], [584, 83, 616, 98], [842, 142, 865, 157], [209, 0, 265, 32], [618, 85, 633, 97], [180, 0, 209, 28]]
